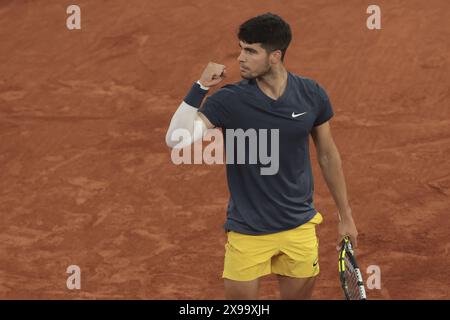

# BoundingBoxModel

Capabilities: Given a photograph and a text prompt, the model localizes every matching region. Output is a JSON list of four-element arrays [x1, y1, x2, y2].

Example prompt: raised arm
[[165, 62, 226, 149]]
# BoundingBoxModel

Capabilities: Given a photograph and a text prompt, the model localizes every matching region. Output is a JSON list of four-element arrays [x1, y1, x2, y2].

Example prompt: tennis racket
[[338, 236, 367, 300]]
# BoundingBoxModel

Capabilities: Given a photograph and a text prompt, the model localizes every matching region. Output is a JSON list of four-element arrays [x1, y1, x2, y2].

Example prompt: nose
[[237, 50, 245, 63]]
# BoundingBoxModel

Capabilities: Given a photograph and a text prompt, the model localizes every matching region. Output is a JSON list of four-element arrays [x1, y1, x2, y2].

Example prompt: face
[[237, 41, 277, 79]]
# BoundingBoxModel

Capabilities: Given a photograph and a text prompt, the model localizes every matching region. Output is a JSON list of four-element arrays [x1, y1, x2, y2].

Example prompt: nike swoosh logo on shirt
[[292, 112, 307, 118]]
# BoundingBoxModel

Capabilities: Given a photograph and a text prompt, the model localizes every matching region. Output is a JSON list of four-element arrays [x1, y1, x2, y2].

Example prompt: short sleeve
[[198, 92, 232, 128], [313, 82, 334, 127]]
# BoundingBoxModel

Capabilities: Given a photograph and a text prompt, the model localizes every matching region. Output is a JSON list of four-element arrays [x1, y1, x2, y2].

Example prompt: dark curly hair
[[238, 13, 292, 61]]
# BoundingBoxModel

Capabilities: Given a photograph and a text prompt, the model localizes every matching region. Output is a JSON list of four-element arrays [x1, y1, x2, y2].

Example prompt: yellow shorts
[[223, 212, 323, 281]]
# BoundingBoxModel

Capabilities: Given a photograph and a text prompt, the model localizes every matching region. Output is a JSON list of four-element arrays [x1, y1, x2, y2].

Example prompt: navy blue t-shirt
[[197, 72, 334, 235]]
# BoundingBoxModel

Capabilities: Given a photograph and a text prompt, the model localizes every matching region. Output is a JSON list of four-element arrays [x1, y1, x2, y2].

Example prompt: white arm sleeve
[[165, 101, 208, 149]]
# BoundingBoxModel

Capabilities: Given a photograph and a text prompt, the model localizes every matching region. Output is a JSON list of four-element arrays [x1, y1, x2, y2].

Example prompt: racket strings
[[343, 256, 362, 300]]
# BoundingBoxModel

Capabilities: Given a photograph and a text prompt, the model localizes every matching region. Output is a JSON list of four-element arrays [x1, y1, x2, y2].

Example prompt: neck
[[256, 65, 288, 99]]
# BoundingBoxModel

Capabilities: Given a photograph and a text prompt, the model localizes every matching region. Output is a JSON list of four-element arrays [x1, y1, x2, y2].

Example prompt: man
[[166, 13, 358, 300]]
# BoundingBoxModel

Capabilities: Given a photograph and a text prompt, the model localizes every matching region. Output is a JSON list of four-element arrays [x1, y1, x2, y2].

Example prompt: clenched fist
[[199, 62, 227, 88]]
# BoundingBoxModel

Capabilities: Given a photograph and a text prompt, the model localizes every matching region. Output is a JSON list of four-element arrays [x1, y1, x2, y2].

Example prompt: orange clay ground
[[0, 0, 448, 299]]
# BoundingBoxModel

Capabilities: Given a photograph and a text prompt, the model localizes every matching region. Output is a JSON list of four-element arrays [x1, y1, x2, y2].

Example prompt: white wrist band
[[196, 80, 210, 90]]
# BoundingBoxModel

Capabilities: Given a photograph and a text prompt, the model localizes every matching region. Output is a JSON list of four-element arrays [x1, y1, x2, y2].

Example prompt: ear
[[269, 50, 283, 64]]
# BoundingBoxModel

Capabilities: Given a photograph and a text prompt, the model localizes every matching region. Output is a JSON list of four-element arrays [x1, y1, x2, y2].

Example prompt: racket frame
[[338, 237, 367, 300]]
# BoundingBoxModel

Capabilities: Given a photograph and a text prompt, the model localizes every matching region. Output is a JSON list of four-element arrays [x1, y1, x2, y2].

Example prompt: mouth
[[240, 66, 249, 71]]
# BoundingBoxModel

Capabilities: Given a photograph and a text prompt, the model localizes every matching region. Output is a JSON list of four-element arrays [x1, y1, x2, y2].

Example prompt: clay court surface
[[0, 0, 449, 299]]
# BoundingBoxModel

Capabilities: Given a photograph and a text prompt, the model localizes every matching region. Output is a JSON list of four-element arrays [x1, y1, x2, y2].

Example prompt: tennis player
[[166, 13, 359, 300]]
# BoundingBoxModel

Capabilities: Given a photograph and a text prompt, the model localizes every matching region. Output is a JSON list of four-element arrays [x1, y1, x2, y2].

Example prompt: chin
[[240, 71, 255, 80]]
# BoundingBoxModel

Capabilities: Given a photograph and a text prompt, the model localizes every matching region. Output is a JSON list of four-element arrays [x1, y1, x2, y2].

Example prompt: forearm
[[318, 148, 353, 221], [165, 82, 208, 148]]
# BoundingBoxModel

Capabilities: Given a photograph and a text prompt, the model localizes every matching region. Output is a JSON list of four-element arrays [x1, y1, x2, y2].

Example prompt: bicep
[[311, 121, 336, 156], [197, 111, 216, 129]]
